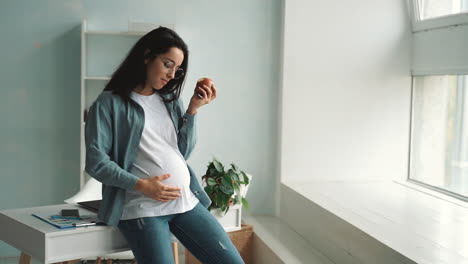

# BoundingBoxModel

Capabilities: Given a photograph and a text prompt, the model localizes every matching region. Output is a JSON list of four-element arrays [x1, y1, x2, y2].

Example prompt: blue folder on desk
[[32, 213, 99, 229]]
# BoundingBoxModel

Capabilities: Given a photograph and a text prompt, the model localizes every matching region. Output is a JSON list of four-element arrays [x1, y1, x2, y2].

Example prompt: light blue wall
[[0, 0, 281, 258]]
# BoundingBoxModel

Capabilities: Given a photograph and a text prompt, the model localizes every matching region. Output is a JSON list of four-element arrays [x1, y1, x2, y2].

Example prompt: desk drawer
[[46, 227, 129, 263]]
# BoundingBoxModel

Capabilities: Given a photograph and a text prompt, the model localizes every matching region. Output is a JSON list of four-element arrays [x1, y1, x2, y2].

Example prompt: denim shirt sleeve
[[175, 98, 197, 159], [84, 95, 139, 191]]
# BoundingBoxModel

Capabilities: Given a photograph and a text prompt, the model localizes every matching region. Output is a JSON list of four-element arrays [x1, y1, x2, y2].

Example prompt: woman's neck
[[134, 84, 156, 96]]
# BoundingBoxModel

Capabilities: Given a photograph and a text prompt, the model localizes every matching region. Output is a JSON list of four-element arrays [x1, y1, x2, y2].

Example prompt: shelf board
[[85, 76, 111, 81]]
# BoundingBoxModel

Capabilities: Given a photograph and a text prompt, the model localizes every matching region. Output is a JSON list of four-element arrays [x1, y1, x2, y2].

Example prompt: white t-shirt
[[121, 91, 199, 220]]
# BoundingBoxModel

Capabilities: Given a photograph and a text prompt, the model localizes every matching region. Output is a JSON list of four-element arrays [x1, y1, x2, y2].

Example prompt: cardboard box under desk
[[185, 224, 254, 264]]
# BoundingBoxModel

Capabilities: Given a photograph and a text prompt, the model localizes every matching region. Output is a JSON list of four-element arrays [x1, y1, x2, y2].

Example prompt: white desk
[[0, 204, 129, 264]]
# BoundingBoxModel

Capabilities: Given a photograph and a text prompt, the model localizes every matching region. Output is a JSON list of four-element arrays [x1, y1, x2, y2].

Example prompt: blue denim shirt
[[85, 91, 211, 226]]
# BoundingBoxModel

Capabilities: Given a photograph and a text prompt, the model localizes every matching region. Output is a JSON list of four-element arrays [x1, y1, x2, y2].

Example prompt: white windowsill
[[284, 179, 468, 264], [394, 180, 468, 209]]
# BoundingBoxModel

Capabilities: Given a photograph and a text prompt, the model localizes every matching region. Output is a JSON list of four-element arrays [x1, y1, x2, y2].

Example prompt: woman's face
[[145, 47, 184, 90]]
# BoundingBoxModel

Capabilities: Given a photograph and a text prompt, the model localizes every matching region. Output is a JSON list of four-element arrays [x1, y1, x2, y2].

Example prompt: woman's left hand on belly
[[135, 174, 182, 202]]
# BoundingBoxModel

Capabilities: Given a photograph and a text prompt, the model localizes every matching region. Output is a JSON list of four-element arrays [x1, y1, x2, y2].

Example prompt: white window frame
[[409, 0, 468, 32], [408, 75, 468, 202]]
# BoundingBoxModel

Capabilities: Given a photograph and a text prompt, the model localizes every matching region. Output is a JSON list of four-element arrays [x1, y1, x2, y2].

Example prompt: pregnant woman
[[85, 26, 244, 264]]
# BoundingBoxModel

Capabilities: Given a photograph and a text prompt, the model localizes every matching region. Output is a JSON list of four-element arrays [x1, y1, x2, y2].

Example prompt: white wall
[[413, 24, 468, 74], [281, 0, 412, 182]]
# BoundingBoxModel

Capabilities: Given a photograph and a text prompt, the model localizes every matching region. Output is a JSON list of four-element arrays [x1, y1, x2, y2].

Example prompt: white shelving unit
[[79, 20, 172, 187]]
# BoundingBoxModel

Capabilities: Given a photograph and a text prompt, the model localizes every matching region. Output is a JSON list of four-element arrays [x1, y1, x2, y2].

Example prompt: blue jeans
[[118, 201, 245, 264]]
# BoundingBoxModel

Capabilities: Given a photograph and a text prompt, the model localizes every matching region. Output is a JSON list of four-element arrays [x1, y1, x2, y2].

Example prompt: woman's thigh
[[118, 216, 175, 264], [169, 202, 245, 264]]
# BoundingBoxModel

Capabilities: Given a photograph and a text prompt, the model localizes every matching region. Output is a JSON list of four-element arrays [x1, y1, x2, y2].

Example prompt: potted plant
[[202, 158, 251, 216]]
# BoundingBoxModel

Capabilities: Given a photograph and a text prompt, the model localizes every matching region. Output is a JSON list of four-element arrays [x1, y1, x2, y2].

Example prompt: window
[[410, 0, 468, 31], [418, 0, 468, 20], [410, 75, 468, 199]]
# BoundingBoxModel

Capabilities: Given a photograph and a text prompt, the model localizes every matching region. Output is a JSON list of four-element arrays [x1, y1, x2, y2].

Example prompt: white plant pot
[[212, 204, 242, 232]]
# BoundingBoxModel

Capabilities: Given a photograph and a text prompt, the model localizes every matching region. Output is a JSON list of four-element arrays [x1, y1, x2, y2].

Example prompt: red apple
[[196, 77, 214, 98], [197, 77, 214, 88]]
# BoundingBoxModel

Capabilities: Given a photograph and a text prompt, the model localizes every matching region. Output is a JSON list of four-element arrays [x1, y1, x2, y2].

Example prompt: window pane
[[410, 75, 468, 198], [419, 0, 468, 20]]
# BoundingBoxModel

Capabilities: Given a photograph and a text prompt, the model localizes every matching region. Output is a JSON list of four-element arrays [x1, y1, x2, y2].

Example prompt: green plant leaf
[[206, 163, 215, 171], [219, 184, 233, 195], [207, 177, 216, 187], [235, 195, 242, 204], [241, 172, 250, 185], [233, 173, 241, 183], [227, 170, 240, 183], [233, 183, 240, 195], [204, 185, 213, 195], [206, 162, 219, 176], [217, 193, 229, 208], [216, 194, 224, 207], [241, 197, 250, 211], [209, 167, 218, 176], [213, 159, 224, 173], [231, 163, 239, 173], [222, 193, 231, 205], [222, 174, 233, 188]]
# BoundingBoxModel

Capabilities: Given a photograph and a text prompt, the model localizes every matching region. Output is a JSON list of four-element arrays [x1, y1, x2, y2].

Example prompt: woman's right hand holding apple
[[187, 77, 217, 115]]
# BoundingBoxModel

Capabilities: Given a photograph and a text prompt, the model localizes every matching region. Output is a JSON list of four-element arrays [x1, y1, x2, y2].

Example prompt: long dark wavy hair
[[104, 27, 189, 102]]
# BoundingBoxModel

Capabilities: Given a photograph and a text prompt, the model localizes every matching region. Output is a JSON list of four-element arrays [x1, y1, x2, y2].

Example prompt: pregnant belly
[[130, 150, 191, 188], [122, 149, 198, 218]]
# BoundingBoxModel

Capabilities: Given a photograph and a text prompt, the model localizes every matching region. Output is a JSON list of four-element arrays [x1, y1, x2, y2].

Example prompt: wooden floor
[[0, 242, 187, 264]]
